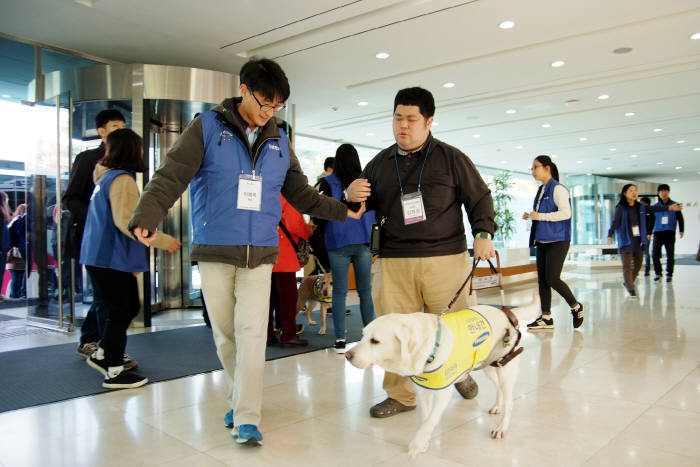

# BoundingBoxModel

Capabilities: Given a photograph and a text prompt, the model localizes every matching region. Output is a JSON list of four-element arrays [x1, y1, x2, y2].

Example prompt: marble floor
[[0, 267, 699, 466]]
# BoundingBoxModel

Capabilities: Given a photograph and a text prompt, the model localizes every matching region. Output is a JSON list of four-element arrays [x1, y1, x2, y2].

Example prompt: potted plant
[[489, 171, 516, 247]]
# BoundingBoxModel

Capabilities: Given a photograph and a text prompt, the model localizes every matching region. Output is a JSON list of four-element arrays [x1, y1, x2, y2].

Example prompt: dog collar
[[313, 277, 332, 303], [425, 319, 442, 364]]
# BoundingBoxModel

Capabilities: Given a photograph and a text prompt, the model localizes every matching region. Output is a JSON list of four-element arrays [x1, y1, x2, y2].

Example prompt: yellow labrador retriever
[[345, 296, 541, 458]]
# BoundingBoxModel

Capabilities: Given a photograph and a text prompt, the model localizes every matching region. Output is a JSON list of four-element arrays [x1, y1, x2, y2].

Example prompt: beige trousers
[[372, 252, 472, 406], [199, 262, 273, 427]]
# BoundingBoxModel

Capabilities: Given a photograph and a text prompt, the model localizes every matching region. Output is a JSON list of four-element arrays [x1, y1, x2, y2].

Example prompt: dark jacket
[[62, 144, 105, 259], [361, 136, 496, 258], [128, 97, 347, 268]]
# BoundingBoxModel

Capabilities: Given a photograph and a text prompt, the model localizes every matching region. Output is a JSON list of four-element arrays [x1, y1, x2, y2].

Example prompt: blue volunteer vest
[[653, 200, 680, 233], [410, 309, 493, 390], [615, 203, 648, 249], [192, 111, 291, 247], [80, 169, 149, 273], [534, 179, 571, 243], [323, 173, 375, 250]]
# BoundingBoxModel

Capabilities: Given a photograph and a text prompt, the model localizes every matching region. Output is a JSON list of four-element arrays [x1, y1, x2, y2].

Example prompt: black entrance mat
[[0, 305, 365, 413]]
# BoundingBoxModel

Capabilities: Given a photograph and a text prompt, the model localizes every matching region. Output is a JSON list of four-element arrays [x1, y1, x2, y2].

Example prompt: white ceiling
[[2, 0, 700, 181]]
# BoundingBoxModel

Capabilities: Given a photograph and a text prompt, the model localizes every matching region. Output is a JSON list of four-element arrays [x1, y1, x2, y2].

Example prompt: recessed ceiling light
[[657, 162, 663, 165], [515, 145, 524, 149], [673, 178, 679, 182], [653, 128, 662, 132], [691, 32, 700, 40], [606, 167, 613, 170], [677, 140, 685, 144], [694, 147, 700, 151], [613, 47, 633, 54], [675, 166, 682, 170], [443, 82, 455, 88], [499, 20, 515, 29], [576, 160, 583, 164], [432, 122, 439, 126], [598, 94, 610, 100], [630, 154, 638, 158], [366, 132, 374, 136], [472, 134, 480, 138], [542, 123, 551, 128], [375, 52, 389, 59], [501, 160, 508, 164], [625, 112, 635, 117], [357, 101, 368, 106], [506, 109, 516, 114], [551, 60, 565, 68], [552, 154, 559, 158], [579, 137, 588, 141], [610, 148, 617, 151]]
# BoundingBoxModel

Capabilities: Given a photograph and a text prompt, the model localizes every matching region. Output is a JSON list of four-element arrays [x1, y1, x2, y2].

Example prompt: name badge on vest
[[661, 216, 669, 225], [631, 225, 640, 237], [237, 172, 262, 211], [401, 191, 426, 224]]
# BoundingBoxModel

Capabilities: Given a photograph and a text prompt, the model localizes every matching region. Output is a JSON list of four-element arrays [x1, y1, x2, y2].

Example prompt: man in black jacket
[[347, 87, 497, 418], [63, 109, 134, 365]]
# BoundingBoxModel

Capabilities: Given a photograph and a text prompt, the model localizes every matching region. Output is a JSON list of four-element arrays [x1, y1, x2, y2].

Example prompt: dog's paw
[[489, 405, 502, 415], [308, 319, 317, 326], [318, 329, 326, 335], [408, 438, 429, 458], [490, 427, 507, 439]]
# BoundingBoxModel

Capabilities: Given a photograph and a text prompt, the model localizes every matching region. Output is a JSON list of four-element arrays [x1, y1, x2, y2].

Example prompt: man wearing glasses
[[128, 58, 364, 446]]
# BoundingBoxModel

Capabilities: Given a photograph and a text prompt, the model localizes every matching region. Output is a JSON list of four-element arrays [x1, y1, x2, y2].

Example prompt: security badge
[[237, 171, 262, 211], [401, 191, 426, 224], [631, 225, 640, 236]]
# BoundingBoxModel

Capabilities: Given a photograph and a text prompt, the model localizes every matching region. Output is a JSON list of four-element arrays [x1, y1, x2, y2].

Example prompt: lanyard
[[393, 139, 432, 196]]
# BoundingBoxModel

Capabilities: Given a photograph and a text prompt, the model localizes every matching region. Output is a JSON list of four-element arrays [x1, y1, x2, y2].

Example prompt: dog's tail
[[511, 293, 541, 327]]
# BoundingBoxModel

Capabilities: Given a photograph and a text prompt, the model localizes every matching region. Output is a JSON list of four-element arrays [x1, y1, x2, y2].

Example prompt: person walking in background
[[82, 128, 181, 390], [309, 156, 335, 274], [607, 184, 681, 298], [652, 183, 684, 282], [63, 109, 128, 360], [7, 204, 27, 299], [0, 192, 11, 299], [318, 143, 375, 353], [268, 195, 312, 348], [523, 155, 584, 330], [639, 196, 655, 276]]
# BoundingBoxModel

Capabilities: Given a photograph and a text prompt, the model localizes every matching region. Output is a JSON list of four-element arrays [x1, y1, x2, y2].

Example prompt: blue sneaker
[[233, 424, 263, 446], [224, 410, 234, 429]]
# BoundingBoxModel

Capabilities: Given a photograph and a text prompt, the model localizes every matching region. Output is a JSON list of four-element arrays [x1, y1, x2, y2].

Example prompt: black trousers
[[536, 241, 578, 314], [652, 231, 676, 277], [86, 266, 140, 368]]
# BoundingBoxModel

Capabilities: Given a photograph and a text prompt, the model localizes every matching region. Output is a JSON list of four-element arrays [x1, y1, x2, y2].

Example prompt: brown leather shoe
[[279, 337, 308, 347], [369, 398, 416, 418], [454, 374, 479, 399]]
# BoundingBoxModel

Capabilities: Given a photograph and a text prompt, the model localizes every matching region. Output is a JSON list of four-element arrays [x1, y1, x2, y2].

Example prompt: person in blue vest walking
[[318, 143, 376, 353], [523, 155, 584, 330], [652, 184, 684, 282], [81, 128, 181, 390], [127, 58, 364, 446]]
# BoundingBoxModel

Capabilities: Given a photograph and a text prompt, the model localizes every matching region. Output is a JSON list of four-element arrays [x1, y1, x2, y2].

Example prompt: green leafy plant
[[489, 171, 515, 243]]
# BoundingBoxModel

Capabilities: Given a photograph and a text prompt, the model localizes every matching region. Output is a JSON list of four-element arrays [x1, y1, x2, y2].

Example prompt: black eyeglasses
[[250, 90, 286, 113]]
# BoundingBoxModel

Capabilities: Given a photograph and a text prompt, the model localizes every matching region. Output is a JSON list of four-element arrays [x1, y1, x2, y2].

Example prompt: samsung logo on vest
[[269, 144, 280, 151], [473, 331, 490, 347]]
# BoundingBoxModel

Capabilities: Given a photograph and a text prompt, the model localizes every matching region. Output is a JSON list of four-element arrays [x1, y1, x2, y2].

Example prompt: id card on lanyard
[[395, 140, 432, 225], [237, 171, 262, 211]]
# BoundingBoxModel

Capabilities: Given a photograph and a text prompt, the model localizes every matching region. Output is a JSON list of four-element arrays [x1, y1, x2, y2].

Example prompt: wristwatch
[[475, 232, 492, 240]]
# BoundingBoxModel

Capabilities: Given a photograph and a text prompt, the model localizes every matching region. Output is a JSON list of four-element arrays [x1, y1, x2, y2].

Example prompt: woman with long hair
[[7, 203, 27, 298], [523, 155, 583, 330], [318, 143, 375, 352], [81, 128, 181, 389], [607, 183, 681, 298]]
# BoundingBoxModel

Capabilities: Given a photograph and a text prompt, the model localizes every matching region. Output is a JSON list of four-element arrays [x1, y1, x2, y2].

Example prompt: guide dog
[[296, 272, 333, 335], [345, 295, 540, 458]]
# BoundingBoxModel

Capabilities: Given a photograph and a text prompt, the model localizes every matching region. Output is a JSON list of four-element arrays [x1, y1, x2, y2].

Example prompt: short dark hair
[[323, 157, 335, 171], [100, 128, 146, 173], [240, 58, 290, 102], [657, 183, 670, 193], [640, 196, 651, 205], [393, 87, 435, 119], [95, 109, 126, 129], [534, 155, 560, 181]]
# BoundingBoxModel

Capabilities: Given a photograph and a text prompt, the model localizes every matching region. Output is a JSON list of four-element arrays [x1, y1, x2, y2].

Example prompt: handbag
[[278, 221, 312, 266]]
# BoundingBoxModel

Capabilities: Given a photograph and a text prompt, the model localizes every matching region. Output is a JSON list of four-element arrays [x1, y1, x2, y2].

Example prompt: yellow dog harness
[[313, 277, 332, 303], [410, 308, 493, 390]]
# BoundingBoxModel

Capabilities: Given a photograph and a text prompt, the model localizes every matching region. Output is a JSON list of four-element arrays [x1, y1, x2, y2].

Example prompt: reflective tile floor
[[0, 267, 698, 466]]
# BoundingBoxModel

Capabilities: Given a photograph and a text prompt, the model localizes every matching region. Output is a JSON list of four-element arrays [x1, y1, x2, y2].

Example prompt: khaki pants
[[372, 252, 472, 406], [199, 262, 273, 427]]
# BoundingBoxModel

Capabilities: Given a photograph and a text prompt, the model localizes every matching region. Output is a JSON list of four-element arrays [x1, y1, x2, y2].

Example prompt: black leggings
[[86, 266, 140, 368], [536, 241, 578, 314]]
